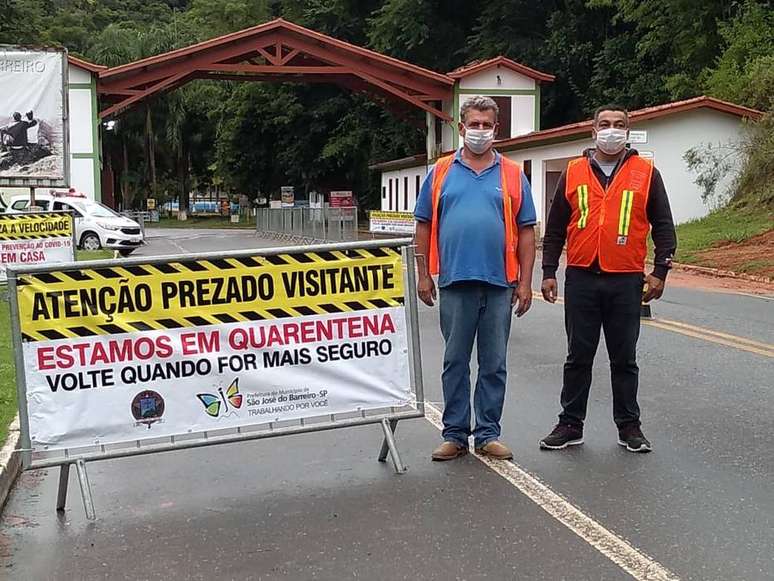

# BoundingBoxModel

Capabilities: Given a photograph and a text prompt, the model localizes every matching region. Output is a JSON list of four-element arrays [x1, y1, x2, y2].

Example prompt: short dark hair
[[12, 112, 21, 121], [593, 104, 629, 124], [460, 96, 499, 123]]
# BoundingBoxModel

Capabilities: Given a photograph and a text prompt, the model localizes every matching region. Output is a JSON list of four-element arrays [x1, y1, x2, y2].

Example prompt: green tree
[[89, 24, 175, 201], [703, 1, 774, 111]]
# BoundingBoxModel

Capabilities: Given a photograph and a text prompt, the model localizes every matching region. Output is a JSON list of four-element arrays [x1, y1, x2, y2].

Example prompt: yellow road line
[[642, 320, 774, 358], [532, 290, 773, 358], [649, 318, 774, 351]]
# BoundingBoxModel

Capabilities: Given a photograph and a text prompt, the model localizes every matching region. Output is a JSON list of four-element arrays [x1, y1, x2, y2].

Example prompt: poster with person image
[[0, 47, 68, 185]]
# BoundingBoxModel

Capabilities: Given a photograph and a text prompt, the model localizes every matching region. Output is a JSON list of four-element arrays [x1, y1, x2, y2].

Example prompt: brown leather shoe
[[475, 440, 513, 460], [431, 441, 468, 461]]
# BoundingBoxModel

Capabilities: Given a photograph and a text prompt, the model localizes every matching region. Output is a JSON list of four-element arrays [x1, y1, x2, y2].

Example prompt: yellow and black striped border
[[17, 246, 405, 342], [0, 212, 73, 241]]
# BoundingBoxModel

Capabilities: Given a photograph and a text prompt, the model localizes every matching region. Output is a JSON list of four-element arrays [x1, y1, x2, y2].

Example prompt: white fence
[[256, 207, 359, 243]]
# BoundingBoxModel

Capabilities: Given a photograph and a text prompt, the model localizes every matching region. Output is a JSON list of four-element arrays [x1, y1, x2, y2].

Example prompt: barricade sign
[[6, 239, 424, 520], [0, 211, 75, 283], [369, 210, 415, 235]]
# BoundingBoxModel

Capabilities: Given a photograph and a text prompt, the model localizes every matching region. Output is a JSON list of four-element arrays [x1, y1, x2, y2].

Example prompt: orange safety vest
[[564, 155, 653, 273], [428, 153, 523, 284]]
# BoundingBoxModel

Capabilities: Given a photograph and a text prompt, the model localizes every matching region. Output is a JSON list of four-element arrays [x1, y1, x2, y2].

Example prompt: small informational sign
[[330, 191, 354, 208], [369, 211, 415, 235], [146, 198, 156, 210], [0, 211, 74, 282], [628, 130, 648, 144], [639, 150, 655, 160], [281, 186, 294, 208]]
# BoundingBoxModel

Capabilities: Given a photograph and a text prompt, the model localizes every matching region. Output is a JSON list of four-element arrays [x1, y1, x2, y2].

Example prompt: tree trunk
[[145, 104, 157, 199], [122, 136, 130, 210], [178, 141, 190, 213]]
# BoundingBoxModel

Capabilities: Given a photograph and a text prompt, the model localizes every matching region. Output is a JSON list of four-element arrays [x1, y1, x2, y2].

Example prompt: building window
[[388, 179, 393, 211], [523, 160, 532, 184], [415, 174, 421, 208], [382, 185, 386, 199], [403, 176, 409, 211]]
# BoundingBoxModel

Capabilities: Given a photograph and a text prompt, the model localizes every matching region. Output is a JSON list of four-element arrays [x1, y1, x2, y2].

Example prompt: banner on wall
[[0, 211, 74, 282], [0, 47, 68, 186], [15, 245, 412, 451]]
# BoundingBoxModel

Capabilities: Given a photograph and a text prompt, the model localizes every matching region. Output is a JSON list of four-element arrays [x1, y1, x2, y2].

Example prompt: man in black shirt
[[539, 105, 676, 453], [1, 111, 37, 147]]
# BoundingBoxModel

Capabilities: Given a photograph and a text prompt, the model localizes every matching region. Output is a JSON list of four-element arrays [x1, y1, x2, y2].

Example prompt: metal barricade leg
[[379, 418, 407, 474], [75, 458, 96, 521], [56, 463, 70, 512], [378, 418, 397, 462]]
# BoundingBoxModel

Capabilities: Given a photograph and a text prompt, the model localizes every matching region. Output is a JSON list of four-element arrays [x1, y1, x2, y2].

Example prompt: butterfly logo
[[197, 378, 243, 418]]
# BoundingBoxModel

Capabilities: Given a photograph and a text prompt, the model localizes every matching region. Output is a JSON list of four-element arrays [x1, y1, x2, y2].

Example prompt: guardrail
[[256, 207, 358, 243]]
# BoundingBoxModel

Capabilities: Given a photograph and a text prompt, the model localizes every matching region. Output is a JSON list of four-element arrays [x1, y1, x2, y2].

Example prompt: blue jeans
[[439, 281, 513, 448]]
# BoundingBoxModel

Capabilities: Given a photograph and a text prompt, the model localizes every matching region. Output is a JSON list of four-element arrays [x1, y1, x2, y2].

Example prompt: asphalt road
[[1, 228, 772, 580]]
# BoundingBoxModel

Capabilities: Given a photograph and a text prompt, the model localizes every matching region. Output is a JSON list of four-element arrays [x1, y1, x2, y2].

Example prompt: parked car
[[4, 191, 144, 256]]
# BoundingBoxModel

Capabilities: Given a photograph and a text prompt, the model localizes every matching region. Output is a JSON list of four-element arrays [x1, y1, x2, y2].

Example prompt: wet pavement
[[2, 228, 772, 580]]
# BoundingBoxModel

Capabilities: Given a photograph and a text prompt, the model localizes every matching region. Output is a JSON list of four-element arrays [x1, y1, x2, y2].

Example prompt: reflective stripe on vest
[[428, 153, 523, 284], [577, 185, 590, 229], [564, 155, 653, 273], [618, 189, 634, 236]]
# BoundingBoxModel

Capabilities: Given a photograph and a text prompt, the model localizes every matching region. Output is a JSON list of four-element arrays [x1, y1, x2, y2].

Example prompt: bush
[[684, 113, 774, 210]]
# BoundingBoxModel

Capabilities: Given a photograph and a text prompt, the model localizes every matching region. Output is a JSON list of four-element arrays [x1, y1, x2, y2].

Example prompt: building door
[[545, 170, 562, 220], [491, 96, 512, 140]]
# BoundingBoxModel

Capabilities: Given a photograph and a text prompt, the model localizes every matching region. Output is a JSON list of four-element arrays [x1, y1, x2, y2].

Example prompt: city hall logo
[[131, 390, 165, 429], [196, 378, 243, 419]]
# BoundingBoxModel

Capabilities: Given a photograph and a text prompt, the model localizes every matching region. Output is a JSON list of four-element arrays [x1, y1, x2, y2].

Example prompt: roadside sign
[[0, 46, 70, 188], [330, 191, 354, 208], [281, 186, 295, 208], [0, 211, 74, 283], [369, 211, 415, 235], [6, 239, 423, 519]]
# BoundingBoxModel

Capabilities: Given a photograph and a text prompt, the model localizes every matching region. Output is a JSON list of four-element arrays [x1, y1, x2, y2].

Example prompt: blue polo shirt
[[414, 150, 537, 288]]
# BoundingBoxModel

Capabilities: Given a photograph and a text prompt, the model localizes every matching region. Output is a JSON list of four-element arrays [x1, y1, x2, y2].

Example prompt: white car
[[4, 192, 144, 256]]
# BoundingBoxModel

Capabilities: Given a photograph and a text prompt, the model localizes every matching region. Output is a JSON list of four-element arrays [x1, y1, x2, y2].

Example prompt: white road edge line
[[423, 402, 680, 581]]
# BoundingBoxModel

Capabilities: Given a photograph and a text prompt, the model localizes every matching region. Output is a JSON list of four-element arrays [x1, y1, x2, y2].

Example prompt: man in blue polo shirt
[[415, 96, 537, 461]]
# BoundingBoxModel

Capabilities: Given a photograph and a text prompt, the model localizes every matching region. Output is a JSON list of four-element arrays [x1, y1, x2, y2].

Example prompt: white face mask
[[463, 128, 495, 155], [595, 127, 628, 155]]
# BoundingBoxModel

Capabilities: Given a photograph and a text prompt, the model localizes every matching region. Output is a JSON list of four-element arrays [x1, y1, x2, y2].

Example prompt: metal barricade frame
[[6, 238, 423, 520]]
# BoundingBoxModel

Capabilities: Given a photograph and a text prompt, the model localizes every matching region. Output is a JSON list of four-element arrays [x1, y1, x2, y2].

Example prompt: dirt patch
[[693, 230, 774, 279], [668, 268, 774, 295]]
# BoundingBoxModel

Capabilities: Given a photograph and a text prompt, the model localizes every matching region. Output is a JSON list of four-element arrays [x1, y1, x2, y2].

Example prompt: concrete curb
[[670, 261, 773, 285], [0, 415, 21, 511]]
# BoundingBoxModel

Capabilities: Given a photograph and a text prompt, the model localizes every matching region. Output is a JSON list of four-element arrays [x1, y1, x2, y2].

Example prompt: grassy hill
[[675, 202, 774, 278]]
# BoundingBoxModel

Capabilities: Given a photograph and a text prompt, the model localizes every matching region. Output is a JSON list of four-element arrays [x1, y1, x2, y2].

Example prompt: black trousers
[[558, 267, 645, 428]]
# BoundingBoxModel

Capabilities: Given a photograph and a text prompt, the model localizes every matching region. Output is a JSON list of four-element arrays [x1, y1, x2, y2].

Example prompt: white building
[[375, 56, 555, 215], [0, 55, 103, 205], [372, 76, 761, 227]]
